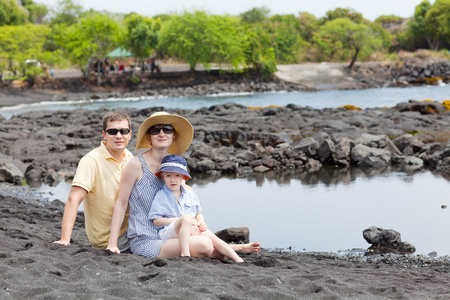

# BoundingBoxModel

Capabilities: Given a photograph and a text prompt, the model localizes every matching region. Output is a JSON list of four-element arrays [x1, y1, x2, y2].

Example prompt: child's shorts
[[159, 222, 177, 240]]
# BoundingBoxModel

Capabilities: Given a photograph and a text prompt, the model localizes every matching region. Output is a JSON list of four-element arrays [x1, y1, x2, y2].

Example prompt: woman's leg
[[201, 230, 244, 263], [159, 235, 214, 259]]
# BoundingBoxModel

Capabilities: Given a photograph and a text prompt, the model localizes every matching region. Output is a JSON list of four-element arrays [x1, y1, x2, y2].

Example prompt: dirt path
[[274, 62, 363, 90]]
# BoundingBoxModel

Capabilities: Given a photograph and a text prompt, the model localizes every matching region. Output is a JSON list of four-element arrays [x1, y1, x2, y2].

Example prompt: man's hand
[[106, 246, 120, 254]]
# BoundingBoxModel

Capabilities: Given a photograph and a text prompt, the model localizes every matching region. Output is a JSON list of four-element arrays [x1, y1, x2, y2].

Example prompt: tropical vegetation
[[0, 0, 449, 81]]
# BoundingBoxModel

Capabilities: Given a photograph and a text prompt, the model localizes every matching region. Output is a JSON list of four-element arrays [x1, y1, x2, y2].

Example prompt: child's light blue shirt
[[148, 184, 202, 230]]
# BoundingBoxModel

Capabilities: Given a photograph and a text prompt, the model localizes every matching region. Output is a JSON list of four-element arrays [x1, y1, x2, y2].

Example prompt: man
[[54, 111, 133, 251]]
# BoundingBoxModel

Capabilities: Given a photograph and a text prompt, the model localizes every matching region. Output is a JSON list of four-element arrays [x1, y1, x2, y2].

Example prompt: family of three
[[54, 110, 260, 262]]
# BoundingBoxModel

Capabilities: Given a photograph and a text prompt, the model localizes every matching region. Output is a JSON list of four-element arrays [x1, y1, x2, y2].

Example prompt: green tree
[[315, 18, 386, 69], [0, 24, 51, 78], [159, 11, 245, 71], [21, 0, 49, 24], [320, 8, 364, 25], [241, 24, 277, 75], [0, 0, 28, 25], [424, 0, 450, 50], [297, 12, 319, 42], [56, 13, 121, 83], [122, 13, 160, 74], [407, 1, 433, 49], [49, 0, 84, 26], [267, 14, 306, 63], [240, 6, 270, 24]]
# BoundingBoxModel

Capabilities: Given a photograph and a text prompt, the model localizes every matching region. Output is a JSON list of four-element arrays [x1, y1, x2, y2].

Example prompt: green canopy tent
[[106, 47, 134, 58]]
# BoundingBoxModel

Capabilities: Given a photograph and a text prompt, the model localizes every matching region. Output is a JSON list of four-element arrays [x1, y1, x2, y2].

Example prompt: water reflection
[[187, 165, 436, 188]]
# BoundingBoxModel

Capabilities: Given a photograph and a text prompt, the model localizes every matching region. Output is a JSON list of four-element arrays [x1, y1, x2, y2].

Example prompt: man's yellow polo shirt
[[72, 141, 133, 248]]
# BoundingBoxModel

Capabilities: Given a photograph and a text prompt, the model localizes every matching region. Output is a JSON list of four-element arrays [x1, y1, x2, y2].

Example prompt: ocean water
[[1, 84, 449, 120]]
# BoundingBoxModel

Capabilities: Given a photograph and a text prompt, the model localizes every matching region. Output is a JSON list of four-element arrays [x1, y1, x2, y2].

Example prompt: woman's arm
[[107, 158, 142, 253]]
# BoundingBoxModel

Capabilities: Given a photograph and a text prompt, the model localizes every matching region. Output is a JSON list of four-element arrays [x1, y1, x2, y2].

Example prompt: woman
[[107, 111, 259, 258]]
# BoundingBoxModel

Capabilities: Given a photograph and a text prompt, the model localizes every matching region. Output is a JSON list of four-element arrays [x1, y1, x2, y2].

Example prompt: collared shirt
[[149, 184, 202, 230], [72, 141, 133, 248]]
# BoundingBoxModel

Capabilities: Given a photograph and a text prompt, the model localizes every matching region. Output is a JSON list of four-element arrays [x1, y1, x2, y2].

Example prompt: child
[[149, 154, 244, 263]]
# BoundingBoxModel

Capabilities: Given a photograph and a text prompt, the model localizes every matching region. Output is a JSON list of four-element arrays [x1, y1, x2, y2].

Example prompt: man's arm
[[53, 186, 87, 245]]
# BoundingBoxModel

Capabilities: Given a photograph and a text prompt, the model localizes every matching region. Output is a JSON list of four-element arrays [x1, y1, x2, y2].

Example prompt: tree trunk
[[425, 37, 440, 51], [96, 60, 102, 86], [348, 46, 360, 69], [132, 57, 137, 78]]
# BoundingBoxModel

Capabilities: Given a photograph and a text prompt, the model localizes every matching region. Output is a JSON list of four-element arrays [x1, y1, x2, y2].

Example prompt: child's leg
[[201, 230, 244, 263], [173, 215, 194, 256]]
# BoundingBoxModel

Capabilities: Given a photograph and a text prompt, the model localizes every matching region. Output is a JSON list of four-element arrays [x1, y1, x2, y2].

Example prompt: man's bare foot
[[230, 242, 260, 253]]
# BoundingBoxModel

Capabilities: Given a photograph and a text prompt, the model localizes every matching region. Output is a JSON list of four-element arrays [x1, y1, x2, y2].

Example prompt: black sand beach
[[1, 189, 450, 299]]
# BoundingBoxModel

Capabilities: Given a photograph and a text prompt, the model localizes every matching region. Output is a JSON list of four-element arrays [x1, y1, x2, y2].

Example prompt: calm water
[[35, 169, 450, 256], [1, 84, 449, 119], [6, 85, 450, 256]]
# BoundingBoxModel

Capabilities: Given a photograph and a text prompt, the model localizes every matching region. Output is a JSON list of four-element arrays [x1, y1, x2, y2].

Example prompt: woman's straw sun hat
[[135, 112, 193, 155]]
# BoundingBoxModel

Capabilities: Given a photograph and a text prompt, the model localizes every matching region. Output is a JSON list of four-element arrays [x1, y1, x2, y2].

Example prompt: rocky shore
[[1, 101, 449, 187]]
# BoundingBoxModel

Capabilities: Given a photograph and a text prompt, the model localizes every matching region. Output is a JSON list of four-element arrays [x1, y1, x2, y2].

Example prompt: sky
[[35, 0, 431, 21]]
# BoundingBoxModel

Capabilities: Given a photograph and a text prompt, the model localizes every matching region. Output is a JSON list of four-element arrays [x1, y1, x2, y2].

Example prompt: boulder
[[396, 100, 446, 114], [0, 163, 24, 184], [293, 137, 319, 157], [363, 226, 416, 254], [351, 144, 391, 168], [393, 134, 425, 154], [215, 227, 250, 244], [331, 138, 355, 166]]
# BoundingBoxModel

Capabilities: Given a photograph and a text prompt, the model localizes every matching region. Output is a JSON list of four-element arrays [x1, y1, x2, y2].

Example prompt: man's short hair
[[102, 111, 131, 131]]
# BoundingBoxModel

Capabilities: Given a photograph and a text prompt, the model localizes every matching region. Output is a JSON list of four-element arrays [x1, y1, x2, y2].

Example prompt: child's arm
[[153, 217, 178, 227], [195, 213, 208, 232]]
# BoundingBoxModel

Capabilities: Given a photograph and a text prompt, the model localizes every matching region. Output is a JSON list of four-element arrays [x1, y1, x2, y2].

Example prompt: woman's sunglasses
[[148, 125, 175, 135], [105, 128, 131, 135]]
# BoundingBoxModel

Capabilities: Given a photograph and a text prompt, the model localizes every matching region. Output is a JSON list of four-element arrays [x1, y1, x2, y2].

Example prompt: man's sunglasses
[[105, 128, 131, 135], [148, 125, 175, 135]]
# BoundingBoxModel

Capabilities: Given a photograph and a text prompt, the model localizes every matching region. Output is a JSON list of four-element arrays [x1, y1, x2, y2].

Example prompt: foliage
[[0, 24, 53, 77], [122, 13, 160, 71], [0, 0, 28, 25], [405, 0, 450, 50], [22, 0, 49, 24], [55, 12, 121, 69], [267, 14, 306, 63], [423, 0, 450, 49], [240, 7, 270, 24], [375, 14, 403, 24], [320, 8, 364, 24], [240, 23, 277, 75], [297, 12, 319, 42], [314, 18, 388, 68], [159, 11, 245, 71], [49, 0, 85, 26]]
